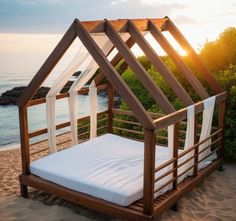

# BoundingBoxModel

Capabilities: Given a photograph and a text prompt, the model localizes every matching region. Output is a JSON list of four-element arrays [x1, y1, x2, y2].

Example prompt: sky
[[0, 0, 236, 51]]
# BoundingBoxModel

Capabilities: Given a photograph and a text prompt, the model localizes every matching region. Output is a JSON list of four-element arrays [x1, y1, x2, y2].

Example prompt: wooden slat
[[154, 92, 227, 129], [128, 20, 194, 106], [75, 19, 155, 129], [153, 160, 222, 217], [28, 110, 109, 138], [154, 178, 176, 194], [18, 21, 77, 107], [143, 129, 155, 215], [112, 108, 165, 119], [112, 126, 144, 135], [113, 118, 142, 126], [80, 18, 168, 33], [27, 83, 108, 107], [149, 20, 209, 100], [105, 19, 175, 114], [155, 158, 176, 173], [166, 18, 223, 94]]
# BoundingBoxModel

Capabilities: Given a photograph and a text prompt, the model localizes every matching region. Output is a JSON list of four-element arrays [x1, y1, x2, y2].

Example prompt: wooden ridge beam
[[149, 20, 209, 100], [81, 18, 168, 33], [75, 19, 155, 129], [128, 20, 194, 106], [105, 19, 175, 114], [18, 21, 77, 107], [166, 18, 223, 94]]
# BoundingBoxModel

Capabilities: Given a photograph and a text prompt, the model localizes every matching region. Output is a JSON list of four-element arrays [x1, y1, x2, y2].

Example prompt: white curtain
[[46, 43, 89, 153], [89, 80, 97, 139], [68, 39, 114, 145], [178, 105, 195, 181], [45, 32, 145, 153], [198, 96, 216, 169]]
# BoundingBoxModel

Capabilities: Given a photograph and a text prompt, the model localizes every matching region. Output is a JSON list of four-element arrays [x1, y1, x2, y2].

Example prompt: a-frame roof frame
[[75, 19, 155, 129], [18, 17, 223, 128]]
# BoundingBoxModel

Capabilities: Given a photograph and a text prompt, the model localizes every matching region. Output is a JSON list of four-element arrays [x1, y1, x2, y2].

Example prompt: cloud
[[110, 0, 127, 5], [0, 0, 188, 33], [173, 15, 198, 25], [16, 0, 65, 5]]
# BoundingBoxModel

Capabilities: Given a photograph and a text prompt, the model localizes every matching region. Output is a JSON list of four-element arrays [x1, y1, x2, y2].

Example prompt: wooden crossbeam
[[105, 19, 175, 114], [75, 19, 155, 129], [166, 18, 223, 94], [81, 18, 168, 33], [149, 20, 209, 100], [18, 21, 77, 107], [128, 20, 194, 106]]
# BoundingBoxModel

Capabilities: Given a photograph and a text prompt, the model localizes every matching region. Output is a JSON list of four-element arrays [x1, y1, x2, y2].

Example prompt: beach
[[0, 136, 235, 221]]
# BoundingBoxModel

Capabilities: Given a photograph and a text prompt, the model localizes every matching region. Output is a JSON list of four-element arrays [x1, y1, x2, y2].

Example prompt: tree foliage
[[119, 27, 236, 162]]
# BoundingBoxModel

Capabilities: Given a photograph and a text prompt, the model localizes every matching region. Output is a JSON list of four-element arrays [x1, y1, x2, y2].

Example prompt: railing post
[[172, 123, 179, 190], [143, 129, 155, 216], [217, 101, 226, 162], [107, 83, 114, 133], [18, 106, 30, 197], [193, 114, 199, 176]]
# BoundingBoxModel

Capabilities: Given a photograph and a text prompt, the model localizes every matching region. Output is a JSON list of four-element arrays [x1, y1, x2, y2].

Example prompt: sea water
[[0, 33, 107, 148]]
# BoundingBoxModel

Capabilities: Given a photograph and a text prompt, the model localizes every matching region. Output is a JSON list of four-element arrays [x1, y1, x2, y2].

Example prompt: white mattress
[[30, 134, 189, 206]]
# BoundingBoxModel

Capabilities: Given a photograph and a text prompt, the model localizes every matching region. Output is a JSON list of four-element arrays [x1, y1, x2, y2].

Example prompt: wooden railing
[[149, 91, 227, 211]]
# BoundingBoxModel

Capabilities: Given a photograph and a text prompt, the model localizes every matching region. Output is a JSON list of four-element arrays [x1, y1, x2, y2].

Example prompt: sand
[[0, 136, 236, 221]]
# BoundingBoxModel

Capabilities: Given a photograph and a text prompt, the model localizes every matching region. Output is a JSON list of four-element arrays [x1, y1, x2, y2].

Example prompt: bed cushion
[[30, 134, 180, 206]]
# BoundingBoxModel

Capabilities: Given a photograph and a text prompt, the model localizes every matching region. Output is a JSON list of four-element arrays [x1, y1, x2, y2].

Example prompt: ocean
[[0, 33, 107, 148]]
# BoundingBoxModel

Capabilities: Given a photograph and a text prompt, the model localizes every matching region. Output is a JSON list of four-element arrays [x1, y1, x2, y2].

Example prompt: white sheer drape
[[198, 96, 216, 169], [178, 105, 195, 181], [46, 43, 88, 153], [68, 39, 114, 145], [89, 80, 97, 139]]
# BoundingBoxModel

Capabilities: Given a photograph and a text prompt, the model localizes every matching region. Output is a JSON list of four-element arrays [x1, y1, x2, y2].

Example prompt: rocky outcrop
[[0, 86, 50, 106]]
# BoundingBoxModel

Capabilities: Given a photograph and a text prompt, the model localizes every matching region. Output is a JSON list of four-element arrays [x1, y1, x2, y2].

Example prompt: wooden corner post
[[143, 129, 155, 216], [18, 106, 30, 197]]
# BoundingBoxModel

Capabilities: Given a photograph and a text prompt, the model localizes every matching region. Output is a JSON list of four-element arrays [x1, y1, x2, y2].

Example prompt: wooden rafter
[[95, 37, 135, 85], [18, 21, 77, 107], [166, 18, 223, 93], [75, 19, 155, 129], [149, 20, 209, 100], [128, 20, 194, 106], [105, 19, 175, 114]]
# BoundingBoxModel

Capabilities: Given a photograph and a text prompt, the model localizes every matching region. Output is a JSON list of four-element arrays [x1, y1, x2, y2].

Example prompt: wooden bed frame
[[18, 17, 226, 220]]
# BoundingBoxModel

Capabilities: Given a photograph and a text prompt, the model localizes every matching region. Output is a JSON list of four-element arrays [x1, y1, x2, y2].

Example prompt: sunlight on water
[[0, 33, 107, 147]]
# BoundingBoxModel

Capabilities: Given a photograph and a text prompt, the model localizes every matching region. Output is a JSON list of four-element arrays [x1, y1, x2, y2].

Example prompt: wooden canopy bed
[[18, 17, 226, 220]]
